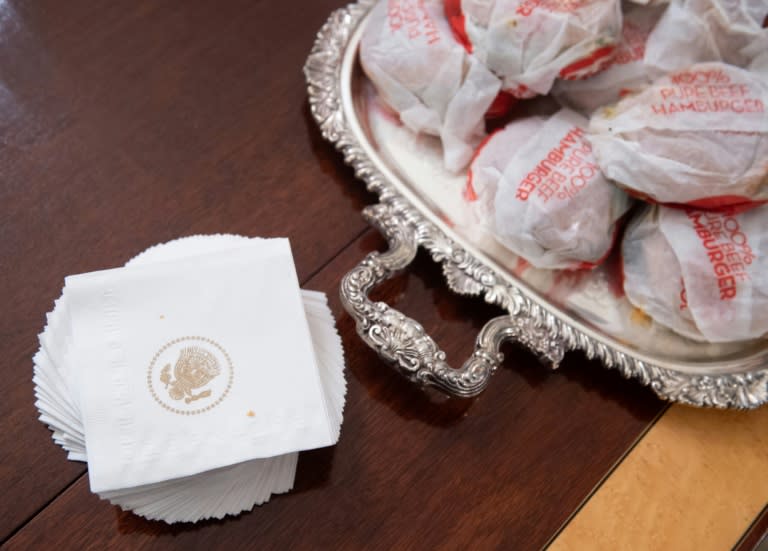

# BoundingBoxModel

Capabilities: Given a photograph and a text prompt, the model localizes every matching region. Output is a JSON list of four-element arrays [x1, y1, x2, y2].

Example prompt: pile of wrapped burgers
[[360, 0, 768, 343]]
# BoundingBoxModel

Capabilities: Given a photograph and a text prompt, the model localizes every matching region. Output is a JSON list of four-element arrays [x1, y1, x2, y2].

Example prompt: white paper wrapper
[[360, 0, 501, 171], [459, 0, 623, 97], [492, 108, 632, 269], [464, 115, 547, 226], [553, 3, 665, 114], [750, 51, 768, 80], [623, 205, 768, 342], [589, 62, 768, 209], [644, 0, 768, 78], [626, 0, 668, 5]]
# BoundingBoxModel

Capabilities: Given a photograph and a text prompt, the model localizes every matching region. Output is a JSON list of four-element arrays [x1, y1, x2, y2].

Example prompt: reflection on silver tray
[[304, 0, 768, 408]]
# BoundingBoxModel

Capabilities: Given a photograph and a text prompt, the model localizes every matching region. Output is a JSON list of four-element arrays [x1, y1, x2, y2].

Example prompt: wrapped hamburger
[[553, 3, 665, 114], [589, 62, 768, 210], [644, 0, 768, 77], [464, 115, 547, 226], [490, 108, 632, 269], [447, 0, 623, 98], [623, 205, 768, 342], [360, 0, 502, 172]]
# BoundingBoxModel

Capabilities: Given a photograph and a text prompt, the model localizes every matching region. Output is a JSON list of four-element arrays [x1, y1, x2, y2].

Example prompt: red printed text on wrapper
[[516, 127, 599, 203], [612, 20, 648, 65], [686, 209, 756, 301], [388, 0, 442, 44], [679, 278, 688, 311], [651, 69, 765, 115]]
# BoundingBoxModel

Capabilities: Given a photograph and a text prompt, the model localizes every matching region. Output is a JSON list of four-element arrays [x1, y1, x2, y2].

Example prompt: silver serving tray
[[304, 0, 768, 408]]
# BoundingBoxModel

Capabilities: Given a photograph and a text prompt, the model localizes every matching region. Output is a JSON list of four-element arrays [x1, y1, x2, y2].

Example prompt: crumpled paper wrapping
[[626, 0, 668, 5], [464, 115, 546, 226], [750, 51, 768, 80], [490, 108, 632, 269], [553, 3, 665, 114], [459, 0, 623, 97], [589, 61, 768, 209], [644, 0, 768, 78], [623, 205, 768, 342], [360, 0, 501, 172]]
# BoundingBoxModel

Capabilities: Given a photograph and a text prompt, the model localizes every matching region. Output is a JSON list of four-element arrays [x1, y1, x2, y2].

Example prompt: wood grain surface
[[0, 0, 763, 549], [549, 406, 768, 551], [734, 505, 768, 551]]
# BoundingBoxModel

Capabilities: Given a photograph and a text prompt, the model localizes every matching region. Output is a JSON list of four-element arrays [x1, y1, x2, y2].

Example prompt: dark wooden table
[[1, 1, 764, 549]]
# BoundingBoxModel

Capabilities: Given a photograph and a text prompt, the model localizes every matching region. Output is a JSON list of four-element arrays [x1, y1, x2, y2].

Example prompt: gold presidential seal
[[147, 337, 233, 415]]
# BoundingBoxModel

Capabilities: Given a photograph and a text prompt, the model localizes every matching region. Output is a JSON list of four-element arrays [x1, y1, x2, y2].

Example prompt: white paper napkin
[[33, 235, 347, 523]]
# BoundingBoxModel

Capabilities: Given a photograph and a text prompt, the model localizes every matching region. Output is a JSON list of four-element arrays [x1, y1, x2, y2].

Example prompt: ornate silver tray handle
[[304, 0, 768, 408], [340, 204, 565, 398]]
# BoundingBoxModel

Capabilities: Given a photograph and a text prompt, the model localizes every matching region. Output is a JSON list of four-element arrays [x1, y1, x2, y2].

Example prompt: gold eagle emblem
[[159, 346, 221, 404]]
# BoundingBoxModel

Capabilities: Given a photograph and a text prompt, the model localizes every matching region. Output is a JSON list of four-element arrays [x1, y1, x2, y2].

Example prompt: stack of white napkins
[[33, 235, 346, 523]]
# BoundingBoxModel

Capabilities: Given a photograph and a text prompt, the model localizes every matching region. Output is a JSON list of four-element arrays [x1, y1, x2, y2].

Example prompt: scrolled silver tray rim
[[304, 0, 768, 409]]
